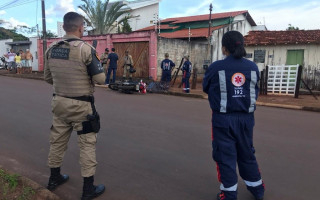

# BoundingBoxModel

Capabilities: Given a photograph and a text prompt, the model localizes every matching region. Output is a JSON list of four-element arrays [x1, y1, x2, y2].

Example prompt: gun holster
[[63, 95, 101, 135], [86, 112, 100, 133]]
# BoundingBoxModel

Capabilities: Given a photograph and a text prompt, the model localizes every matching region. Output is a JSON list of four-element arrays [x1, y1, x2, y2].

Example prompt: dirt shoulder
[[0, 167, 60, 200]]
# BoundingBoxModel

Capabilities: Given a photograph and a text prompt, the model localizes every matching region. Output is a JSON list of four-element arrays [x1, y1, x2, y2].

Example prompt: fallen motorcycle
[[108, 79, 146, 94]]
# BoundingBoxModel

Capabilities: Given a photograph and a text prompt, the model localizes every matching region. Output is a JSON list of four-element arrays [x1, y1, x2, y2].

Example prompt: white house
[[0, 37, 39, 71], [124, 0, 160, 31], [0, 39, 13, 57], [244, 30, 320, 90], [244, 30, 320, 71]]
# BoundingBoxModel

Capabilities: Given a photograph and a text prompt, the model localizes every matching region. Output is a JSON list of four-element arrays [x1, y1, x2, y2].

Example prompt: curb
[[19, 176, 61, 200], [256, 102, 320, 112], [256, 102, 303, 110], [166, 91, 207, 99], [0, 166, 61, 200], [0, 73, 44, 81], [95, 84, 108, 88]]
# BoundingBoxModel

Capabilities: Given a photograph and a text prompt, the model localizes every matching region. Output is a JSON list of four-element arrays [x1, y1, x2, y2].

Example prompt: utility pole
[[208, 3, 213, 41], [208, 3, 213, 63], [41, 0, 47, 67]]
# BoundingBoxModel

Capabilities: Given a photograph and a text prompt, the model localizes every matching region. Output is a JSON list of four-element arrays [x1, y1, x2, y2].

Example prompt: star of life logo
[[232, 73, 246, 98], [231, 73, 246, 87]]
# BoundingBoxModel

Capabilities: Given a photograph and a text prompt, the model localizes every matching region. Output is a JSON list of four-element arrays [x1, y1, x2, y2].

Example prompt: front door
[[286, 50, 304, 65]]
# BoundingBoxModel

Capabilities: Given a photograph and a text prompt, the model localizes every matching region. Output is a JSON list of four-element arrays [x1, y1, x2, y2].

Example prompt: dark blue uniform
[[161, 59, 175, 83], [203, 56, 264, 200], [182, 61, 192, 93], [106, 52, 118, 84]]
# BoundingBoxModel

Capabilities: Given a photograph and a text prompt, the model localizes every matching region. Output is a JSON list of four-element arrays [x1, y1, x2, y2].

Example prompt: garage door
[[113, 42, 149, 78]]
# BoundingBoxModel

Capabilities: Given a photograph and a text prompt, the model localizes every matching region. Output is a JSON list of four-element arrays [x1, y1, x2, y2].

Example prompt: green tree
[[40, 30, 58, 39], [287, 24, 299, 31], [0, 27, 28, 41], [78, 0, 133, 35], [121, 17, 132, 33]]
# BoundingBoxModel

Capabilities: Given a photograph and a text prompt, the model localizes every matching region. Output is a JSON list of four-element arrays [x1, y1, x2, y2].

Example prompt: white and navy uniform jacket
[[203, 56, 259, 113], [161, 59, 175, 71]]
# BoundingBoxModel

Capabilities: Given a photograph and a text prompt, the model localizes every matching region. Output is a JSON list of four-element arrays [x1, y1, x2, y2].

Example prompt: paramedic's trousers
[[211, 112, 264, 200], [182, 72, 190, 93], [161, 70, 171, 83]]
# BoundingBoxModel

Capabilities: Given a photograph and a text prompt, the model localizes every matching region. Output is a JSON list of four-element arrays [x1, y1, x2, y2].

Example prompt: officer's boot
[[47, 167, 69, 191], [81, 176, 105, 200]]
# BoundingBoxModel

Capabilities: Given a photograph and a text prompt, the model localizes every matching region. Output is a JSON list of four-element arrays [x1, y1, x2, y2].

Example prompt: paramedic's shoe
[[216, 192, 225, 200]]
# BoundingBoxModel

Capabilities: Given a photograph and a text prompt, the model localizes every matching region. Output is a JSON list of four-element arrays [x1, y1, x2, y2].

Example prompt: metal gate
[[113, 42, 149, 78], [267, 65, 299, 95]]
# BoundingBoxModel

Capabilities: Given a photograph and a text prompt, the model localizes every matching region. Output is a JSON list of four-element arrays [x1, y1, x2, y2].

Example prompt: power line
[[0, 0, 19, 9], [0, 0, 37, 10]]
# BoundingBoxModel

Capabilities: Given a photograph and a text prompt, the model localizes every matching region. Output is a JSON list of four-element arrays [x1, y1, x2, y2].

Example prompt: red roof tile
[[244, 30, 320, 45], [159, 25, 225, 39], [162, 10, 248, 24], [135, 10, 256, 39], [138, 24, 179, 31]]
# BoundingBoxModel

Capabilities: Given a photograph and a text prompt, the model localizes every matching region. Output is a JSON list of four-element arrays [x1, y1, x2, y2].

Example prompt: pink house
[[37, 31, 158, 80]]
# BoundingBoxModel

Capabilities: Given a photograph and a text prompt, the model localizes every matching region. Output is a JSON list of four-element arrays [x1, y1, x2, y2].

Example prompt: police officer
[[100, 48, 109, 73], [44, 12, 105, 200], [160, 53, 175, 86], [203, 31, 264, 200], [182, 56, 192, 93], [123, 50, 134, 80]]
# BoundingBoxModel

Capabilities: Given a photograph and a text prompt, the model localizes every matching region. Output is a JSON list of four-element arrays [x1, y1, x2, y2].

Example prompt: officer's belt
[[53, 94, 94, 103]]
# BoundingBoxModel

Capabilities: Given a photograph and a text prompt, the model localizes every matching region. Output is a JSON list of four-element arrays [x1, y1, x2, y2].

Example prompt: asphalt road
[[0, 76, 319, 200]]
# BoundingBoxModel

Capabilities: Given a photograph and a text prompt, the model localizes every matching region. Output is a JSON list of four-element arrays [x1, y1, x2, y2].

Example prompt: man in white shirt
[[5, 49, 16, 71]]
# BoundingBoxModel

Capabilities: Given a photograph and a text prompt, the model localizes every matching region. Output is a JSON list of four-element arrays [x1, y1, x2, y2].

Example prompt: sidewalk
[[169, 83, 320, 112], [0, 69, 44, 80]]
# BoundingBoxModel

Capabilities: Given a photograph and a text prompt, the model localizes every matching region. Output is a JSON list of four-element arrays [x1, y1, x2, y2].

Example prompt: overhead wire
[[0, 0, 19, 10], [0, 0, 38, 10]]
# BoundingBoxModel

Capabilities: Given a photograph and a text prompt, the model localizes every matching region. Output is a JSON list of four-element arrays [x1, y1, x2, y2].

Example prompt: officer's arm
[[82, 44, 106, 85], [44, 49, 53, 85], [130, 55, 134, 66]]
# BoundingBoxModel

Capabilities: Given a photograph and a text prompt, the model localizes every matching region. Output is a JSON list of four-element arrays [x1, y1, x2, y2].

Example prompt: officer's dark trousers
[[182, 72, 190, 93], [211, 112, 264, 200], [161, 70, 171, 84], [106, 68, 117, 84]]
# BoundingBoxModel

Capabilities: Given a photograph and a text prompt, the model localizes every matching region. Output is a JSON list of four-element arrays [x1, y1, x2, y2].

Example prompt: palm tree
[[78, 0, 133, 35]]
